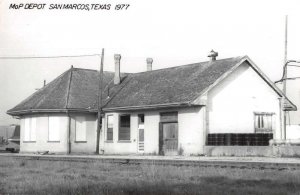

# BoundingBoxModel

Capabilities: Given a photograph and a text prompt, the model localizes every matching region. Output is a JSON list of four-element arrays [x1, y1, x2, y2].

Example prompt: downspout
[[279, 97, 283, 139], [67, 112, 71, 154]]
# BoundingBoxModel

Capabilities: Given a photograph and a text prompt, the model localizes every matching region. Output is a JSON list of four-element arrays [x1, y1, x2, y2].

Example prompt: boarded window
[[255, 113, 273, 133], [75, 117, 86, 142], [24, 117, 36, 141], [119, 114, 130, 141], [48, 116, 60, 141], [107, 115, 113, 141]]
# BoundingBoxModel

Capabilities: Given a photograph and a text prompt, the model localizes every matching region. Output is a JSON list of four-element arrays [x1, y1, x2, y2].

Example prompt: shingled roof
[[7, 56, 296, 115], [102, 57, 244, 110], [7, 68, 116, 115]]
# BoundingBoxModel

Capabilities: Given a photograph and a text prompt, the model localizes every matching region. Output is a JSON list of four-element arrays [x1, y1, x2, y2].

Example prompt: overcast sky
[[1, 0, 300, 125]]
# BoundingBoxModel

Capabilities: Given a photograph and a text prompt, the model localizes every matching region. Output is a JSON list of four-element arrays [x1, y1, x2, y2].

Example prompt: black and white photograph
[[1, 0, 300, 194]]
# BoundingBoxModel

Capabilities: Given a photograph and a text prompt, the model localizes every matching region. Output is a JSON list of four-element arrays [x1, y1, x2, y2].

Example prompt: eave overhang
[[101, 102, 202, 112], [6, 108, 97, 116]]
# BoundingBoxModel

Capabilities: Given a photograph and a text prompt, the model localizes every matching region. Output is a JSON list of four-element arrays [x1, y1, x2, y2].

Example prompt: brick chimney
[[208, 50, 218, 62], [146, 58, 153, 71], [114, 54, 121, 85]]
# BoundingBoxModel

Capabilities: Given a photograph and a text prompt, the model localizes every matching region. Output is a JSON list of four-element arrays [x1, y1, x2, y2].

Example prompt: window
[[107, 115, 113, 141], [75, 117, 86, 142], [48, 116, 60, 142], [24, 117, 36, 141], [254, 113, 273, 133], [119, 114, 130, 141], [138, 114, 144, 125]]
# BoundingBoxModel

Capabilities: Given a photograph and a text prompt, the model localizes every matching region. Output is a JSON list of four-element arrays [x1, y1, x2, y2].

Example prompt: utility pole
[[282, 15, 288, 140], [96, 49, 104, 154]]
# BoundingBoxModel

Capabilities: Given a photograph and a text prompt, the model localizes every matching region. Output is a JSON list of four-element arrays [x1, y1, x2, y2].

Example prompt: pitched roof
[[103, 57, 244, 110], [7, 56, 296, 115], [7, 68, 116, 115]]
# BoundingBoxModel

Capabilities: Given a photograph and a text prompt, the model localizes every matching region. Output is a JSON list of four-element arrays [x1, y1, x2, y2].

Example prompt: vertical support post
[[96, 49, 104, 154], [282, 15, 288, 140]]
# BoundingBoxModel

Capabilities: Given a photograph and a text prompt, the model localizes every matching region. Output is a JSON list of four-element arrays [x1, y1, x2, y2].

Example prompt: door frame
[[137, 127, 144, 153], [159, 121, 178, 155]]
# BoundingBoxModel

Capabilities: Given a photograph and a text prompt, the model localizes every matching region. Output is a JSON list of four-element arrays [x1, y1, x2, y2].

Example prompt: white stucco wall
[[20, 114, 69, 153], [20, 113, 97, 154], [69, 114, 97, 154], [178, 107, 205, 155], [287, 125, 300, 139], [101, 107, 205, 155], [207, 62, 281, 139], [101, 112, 143, 154]]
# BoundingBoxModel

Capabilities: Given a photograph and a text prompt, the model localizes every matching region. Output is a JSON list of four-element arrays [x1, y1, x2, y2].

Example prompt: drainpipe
[[67, 112, 71, 154]]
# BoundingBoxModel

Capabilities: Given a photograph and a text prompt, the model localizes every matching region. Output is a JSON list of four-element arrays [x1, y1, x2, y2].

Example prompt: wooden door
[[159, 122, 178, 155]]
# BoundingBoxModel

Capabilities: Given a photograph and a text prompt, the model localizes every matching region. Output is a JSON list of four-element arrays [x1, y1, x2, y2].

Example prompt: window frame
[[106, 114, 114, 141], [138, 114, 145, 142], [118, 114, 131, 141], [254, 112, 274, 133]]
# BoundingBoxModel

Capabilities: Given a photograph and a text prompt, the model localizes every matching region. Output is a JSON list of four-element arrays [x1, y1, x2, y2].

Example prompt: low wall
[[204, 146, 300, 157]]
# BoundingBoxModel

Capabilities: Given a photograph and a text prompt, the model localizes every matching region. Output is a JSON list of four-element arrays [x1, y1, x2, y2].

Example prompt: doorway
[[159, 122, 178, 155], [138, 114, 145, 152]]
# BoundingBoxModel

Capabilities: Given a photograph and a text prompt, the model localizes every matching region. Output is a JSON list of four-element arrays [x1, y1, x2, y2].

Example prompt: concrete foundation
[[204, 146, 300, 157]]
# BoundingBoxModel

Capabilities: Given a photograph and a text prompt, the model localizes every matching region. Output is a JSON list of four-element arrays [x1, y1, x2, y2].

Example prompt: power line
[[0, 54, 101, 59]]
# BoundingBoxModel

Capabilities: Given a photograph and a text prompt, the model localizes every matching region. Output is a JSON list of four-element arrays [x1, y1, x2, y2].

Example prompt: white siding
[[20, 114, 69, 154]]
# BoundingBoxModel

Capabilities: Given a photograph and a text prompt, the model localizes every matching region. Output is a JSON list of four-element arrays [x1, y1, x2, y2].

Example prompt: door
[[159, 122, 178, 155], [138, 128, 144, 152], [137, 114, 145, 153]]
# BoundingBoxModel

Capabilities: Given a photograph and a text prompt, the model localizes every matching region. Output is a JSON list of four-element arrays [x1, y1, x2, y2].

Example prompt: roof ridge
[[65, 67, 74, 109], [7, 68, 73, 113], [72, 67, 98, 72], [72, 68, 124, 75], [131, 56, 244, 75]]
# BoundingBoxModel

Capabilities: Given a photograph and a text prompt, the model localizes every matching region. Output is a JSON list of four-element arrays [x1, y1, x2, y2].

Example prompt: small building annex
[[7, 52, 297, 155]]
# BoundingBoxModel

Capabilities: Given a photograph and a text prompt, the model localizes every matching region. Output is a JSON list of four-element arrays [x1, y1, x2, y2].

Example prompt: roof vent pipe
[[208, 50, 218, 62], [146, 58, 153, 71], [114, 54, 121, 85]]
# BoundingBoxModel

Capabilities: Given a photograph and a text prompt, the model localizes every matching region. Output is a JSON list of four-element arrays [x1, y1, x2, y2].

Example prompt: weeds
[[0, 157, 300, 194], [19, 160, 26, 167]]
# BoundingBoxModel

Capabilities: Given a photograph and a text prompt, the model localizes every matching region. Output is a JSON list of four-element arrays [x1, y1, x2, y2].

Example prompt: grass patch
[[0, 157, 300, 194]]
